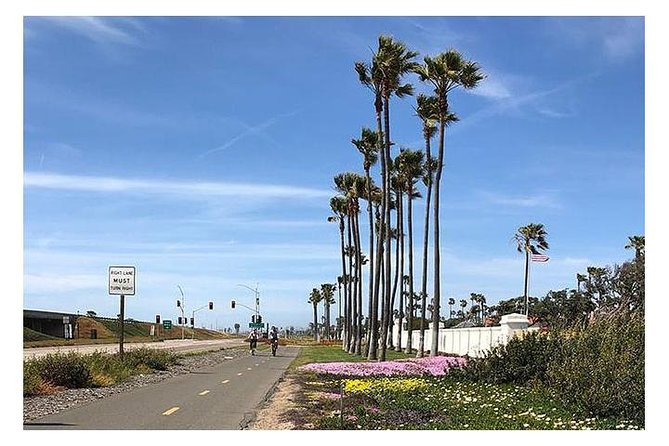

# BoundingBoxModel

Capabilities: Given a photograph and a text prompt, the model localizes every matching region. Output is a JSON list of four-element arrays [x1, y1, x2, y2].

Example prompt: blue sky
[[21, 15, 645, 331]]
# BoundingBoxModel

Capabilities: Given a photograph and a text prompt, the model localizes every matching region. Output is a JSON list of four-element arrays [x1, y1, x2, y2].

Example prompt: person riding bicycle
[[269, 326, 279, 356], [248, 329, 258, 355]]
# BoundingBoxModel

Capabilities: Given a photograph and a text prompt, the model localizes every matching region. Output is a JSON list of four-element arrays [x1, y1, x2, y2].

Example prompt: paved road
[[23, 338, 248, 360], [24, 346, 299, 429]]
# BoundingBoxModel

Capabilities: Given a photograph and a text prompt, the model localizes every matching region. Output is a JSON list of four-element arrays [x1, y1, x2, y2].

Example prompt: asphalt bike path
[[24, 346, 299, 430]]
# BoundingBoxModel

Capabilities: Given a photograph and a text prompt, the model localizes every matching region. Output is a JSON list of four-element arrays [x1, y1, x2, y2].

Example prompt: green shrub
[[33, 352, 92, 389], [547, 310, 644, 425], [23, 361, 44, 396], [454, 330, 563, 385], [121, 348, 178, 371]]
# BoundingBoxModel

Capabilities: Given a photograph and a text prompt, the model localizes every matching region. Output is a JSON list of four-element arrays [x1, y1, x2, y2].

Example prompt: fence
[[392, 313, 531, 358]]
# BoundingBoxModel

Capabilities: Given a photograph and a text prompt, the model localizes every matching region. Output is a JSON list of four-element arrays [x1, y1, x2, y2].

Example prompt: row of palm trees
[[322, 35, 485, 360]]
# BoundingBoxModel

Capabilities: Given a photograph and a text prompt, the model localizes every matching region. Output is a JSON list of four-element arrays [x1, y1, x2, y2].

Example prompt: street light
[[237, 283, 260, 320], [177, 285, 186, 340], [190, 301, 214, 340]]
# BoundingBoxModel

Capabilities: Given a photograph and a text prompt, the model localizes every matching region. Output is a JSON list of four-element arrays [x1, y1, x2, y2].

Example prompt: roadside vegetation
[[24, 348, 180, 396]]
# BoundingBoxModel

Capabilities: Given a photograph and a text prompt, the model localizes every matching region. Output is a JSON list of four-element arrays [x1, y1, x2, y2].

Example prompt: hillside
[[24, 316, 231, 347]]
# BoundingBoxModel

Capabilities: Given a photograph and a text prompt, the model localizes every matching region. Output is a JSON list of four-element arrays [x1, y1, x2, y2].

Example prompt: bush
[[121, 347, 178, 371], [454, 330, 563, 385], [33, 352, 92, 389], [547, 310, 644, 425]]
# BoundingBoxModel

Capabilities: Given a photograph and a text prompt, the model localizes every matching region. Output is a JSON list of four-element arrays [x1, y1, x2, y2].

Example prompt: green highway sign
[[163, 320, 172, 329], [248, 322, 264, 329]]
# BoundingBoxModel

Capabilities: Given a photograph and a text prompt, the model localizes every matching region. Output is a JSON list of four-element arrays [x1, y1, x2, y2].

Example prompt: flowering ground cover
[[293, 346, 641, 430]]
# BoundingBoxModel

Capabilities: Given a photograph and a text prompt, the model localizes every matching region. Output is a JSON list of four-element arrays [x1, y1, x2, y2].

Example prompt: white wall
[[393, 313, 529, 358]]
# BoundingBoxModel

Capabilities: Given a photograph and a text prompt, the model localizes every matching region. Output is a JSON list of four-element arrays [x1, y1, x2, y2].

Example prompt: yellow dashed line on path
[[221, 379, 230, 384], [162, 407, 180, 416], [198, 390, 210, 396], [237, 372, 243, 376], [247, 367, 252, 370]]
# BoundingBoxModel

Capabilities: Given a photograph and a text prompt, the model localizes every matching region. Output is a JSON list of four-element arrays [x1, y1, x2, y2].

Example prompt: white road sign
[[108, 266, 136, 296]]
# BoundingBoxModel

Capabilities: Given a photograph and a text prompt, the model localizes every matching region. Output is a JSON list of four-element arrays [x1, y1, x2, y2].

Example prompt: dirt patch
[[249, 373, 313, 430]]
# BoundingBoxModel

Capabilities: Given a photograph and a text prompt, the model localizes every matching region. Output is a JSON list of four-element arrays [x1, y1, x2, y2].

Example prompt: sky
[[19, 14, 646, 332]]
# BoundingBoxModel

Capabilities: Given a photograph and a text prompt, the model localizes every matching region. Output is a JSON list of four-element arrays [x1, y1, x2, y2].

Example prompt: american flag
[[531, 253, 549, 262]]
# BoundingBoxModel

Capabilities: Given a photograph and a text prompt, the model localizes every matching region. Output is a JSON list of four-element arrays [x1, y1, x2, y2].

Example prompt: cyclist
[[269, 326, 279, 356], [248, 329, 258, 355]]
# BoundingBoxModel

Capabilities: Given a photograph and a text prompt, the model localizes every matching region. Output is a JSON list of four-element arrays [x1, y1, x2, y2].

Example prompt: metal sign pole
[[119, 294, 125, 359]]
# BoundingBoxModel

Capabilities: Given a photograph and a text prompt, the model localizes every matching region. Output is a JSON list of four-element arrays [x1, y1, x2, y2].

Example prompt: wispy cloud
[[198, 111, 299, 159], [24, 172, 332, 201], [480, 190, 561, 209], [36, 17, 142, 46]]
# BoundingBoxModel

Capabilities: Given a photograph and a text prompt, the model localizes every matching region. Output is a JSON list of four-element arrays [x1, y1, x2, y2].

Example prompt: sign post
[[109, 266, 136, 359]]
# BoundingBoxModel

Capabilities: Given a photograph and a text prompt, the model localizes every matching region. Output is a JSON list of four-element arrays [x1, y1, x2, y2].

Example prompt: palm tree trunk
[[339, 222, 347, 349], [370, 99, 384, 361], [365, 167, 375, 358], [394, 189, 405, 351], [346, 212, 354, 353], [313, 303, 318, 341], [404, 191, 415, 354], [431, 119, 445, 357], [417, 138, 433, 358], [380, 94, 393, 361], [354, 209, 363, 355]]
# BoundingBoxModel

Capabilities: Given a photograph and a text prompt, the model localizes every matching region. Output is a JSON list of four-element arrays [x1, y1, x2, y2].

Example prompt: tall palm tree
[[329, 195, 349, 350], [308, 288, 323, 341], [625, 235, 645, 262], [459, 299, 468, 318], [352, 127, 381, 359], [334, 172, 367, 354], [396, 148, 424, 353], [376, 36, 419, 362], [447, 297, 456, 319], [320, 283, 337, 340], [414, 50, 484, 356], [414, 94, 439, 358], [513, 223, 549, 315]]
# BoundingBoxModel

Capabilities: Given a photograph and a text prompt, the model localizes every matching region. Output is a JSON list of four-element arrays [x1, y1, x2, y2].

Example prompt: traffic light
[[178, 316, 183, 325], [209, 301, 214, 310], [231, 300, 236, 309], [251, 315, 256, 323], [155, 315, 160, 324], [176, 300, 181, 307], [190, 317, 194, 327], [257, 315, 262, 324]]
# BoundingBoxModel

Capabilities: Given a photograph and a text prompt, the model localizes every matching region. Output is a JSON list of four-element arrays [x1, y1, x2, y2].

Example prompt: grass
[[286, 345, 642, 430]]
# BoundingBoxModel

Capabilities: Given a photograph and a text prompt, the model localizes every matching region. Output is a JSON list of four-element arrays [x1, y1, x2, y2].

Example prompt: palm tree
[[447, 297, 456, 319], [513, 223, 550, 315], [321, 283, 337, 340], [352, 127, 381, 359], [329, 195, 349, 350], [625, 235, 645, 262], [414, 50, 484, 356], [459, 299, 468, 318], [334, 172, 367, 354], [396, 148, 424, 354], [308, 288, 323, 341], [376, 36, 419, 362]]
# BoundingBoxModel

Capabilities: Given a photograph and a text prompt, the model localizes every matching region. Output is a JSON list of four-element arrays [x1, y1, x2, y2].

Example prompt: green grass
[[23, 327, 60, 342]]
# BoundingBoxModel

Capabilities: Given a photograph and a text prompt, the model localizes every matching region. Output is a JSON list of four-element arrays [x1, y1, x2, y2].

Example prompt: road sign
[[108, 266, 136, 295], [163, 320, 172, 329], [248, 322, 264, 329]]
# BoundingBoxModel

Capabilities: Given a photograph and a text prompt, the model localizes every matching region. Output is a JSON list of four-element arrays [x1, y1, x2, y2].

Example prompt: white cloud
[[38, 17, 141, 46], [24, 172, 332, 201]]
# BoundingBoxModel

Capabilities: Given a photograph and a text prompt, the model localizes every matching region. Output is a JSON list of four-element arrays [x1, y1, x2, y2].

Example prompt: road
[[23, 338, 248, 360], [24, 346, 300, 429]]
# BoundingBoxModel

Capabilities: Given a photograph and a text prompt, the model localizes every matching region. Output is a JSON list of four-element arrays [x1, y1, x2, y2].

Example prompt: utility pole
[[177, 285, 186, 340]]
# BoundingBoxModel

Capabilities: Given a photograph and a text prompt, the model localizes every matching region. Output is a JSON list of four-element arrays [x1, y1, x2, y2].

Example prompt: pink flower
[[298, 356, 466, 376]]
